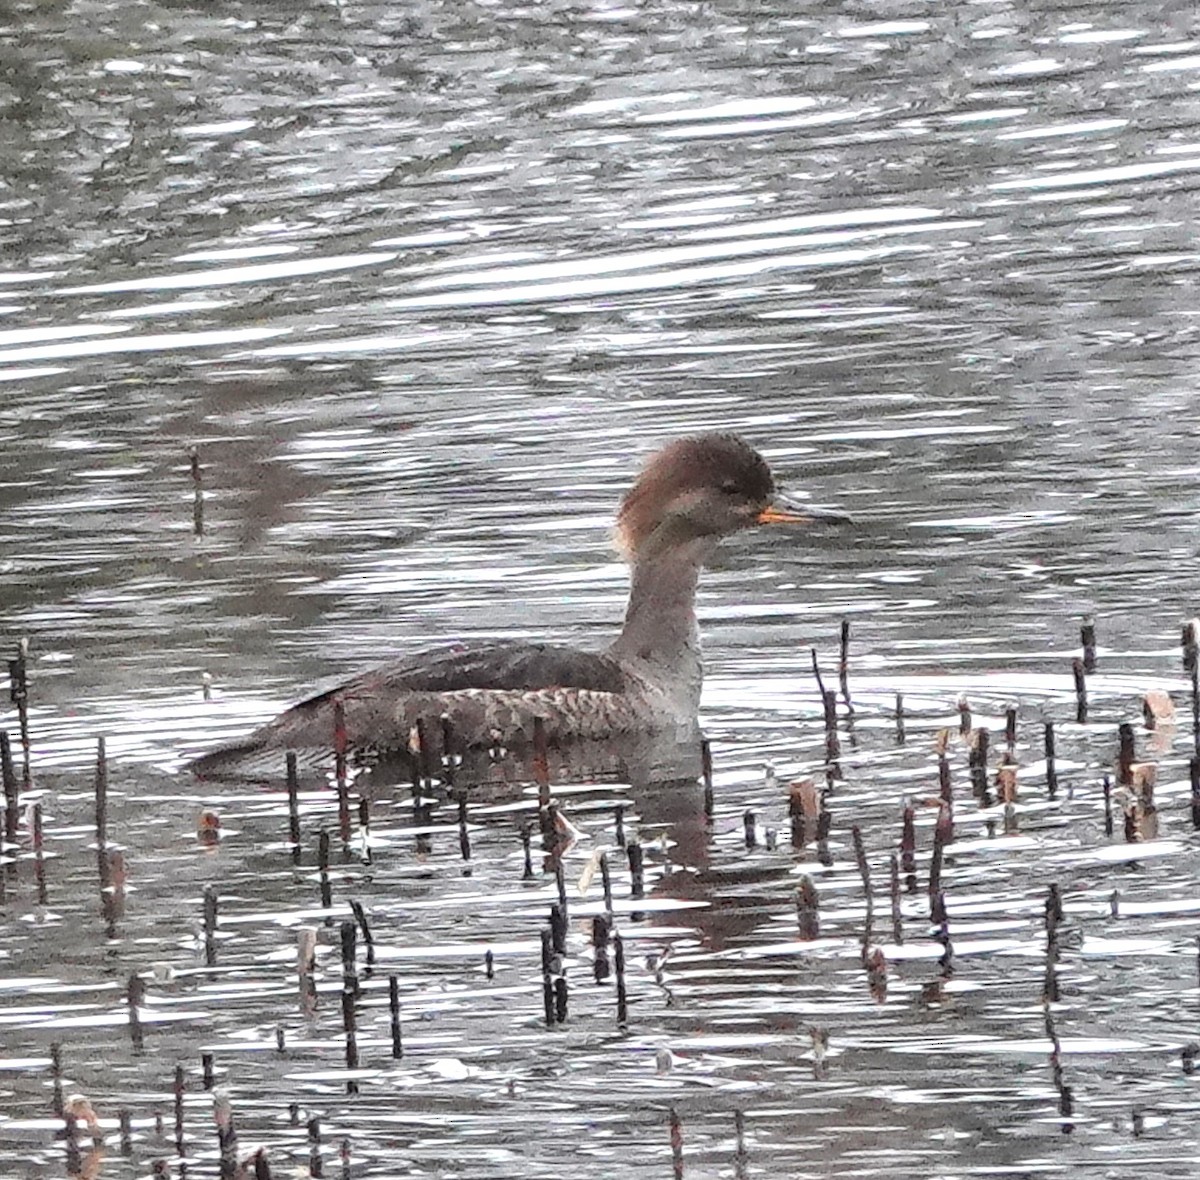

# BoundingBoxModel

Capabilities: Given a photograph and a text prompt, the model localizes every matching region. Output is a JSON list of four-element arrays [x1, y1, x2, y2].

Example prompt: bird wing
[[188, 641, 636, 779]]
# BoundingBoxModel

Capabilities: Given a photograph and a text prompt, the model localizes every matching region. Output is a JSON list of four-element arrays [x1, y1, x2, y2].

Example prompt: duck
[[189, 433, 845, 782]]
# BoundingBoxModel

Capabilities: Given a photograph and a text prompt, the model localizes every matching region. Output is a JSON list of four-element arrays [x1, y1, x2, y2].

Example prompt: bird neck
[[609, 536, 712, 698]]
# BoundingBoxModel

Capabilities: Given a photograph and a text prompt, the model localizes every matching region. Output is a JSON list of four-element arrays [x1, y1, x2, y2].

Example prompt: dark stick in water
[[457, 794, 471, 863], [174, 1064, 185, 1156], [389, 975, 402, 1059], [340, 990, 359, 1093], [669, 1107, 684, 1180], [894, 693, 906, 744], [333, 699, 350, 844], [308, 1117, 323, 1179], [203, 885, 218, 967], [357, 796, 371, 865], [851, 825, 873, 961], [32, 801, 45, 905], [839, 619, 854, 714], [540, 928, 555, 1027], [614, 931, 628, 1026], [94, 737, 108, 849], [1045, 723, 1058, 798], [286, 753, 301, 862], [318, 830, 332, 909], [550, 903, 567, 956], [350, 899, 375, 966], [1, 731, 17, 854], [797, 876, 820, 940], [701, 737, 713, 820], [127, 973, 145, 1053], [1080, 616, 1096, 674], [340, 920, 358, 999], [520, 823, 533, 880], [1072, 659, 1087, 724], [554, 973, 568, 1024], [1117, 723, 1135, 787], [889, 851, 903, 944], [8, 639, 30, 782], [810, 647, 826, 700], [189, 445, 204, 539], [900, 801, 917, 893], [627, 841, 644, 899], [49, 1042, 63, 1119]]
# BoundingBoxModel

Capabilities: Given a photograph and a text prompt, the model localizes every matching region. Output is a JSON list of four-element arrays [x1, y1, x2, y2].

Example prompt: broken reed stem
[[889, 852, 903, 943], [1044, 883, 1063, 1003], [1117, 723, 1135, 786], [1080, 616, 1096, 674], [1, 731, 17, 852], [520, 824, 533, 880], [613, 931, 628, 1026], [340, 990, 359, 1093], [127, 973, 145, 1052], [307, 1117, 322, 1178], [929, 807, 948, 921], [174, 1065, 185, 1155], [627, 841, 644, 900], [851, 825, 873, 960], [540, 929, 555, 1027], [1072, 658, 1087, 723], [189, 445, 204, 539], [1044, 723, 1058, 799], [550, 903, 567, 956], [796, 875, 820, 940], [318, 830, 332, 908], [32, 801, 45, 904], [340, 920, 358, 999], [1187, 620, 1200, 742], [286, 753, 301, 861], [350, 899, 375, 966], [669, 1107, 684, 1178], [94, 737, 108, 848], [203, 886, 218, 967], [457, 795, 471, 862], [900, 801, 917, 894], [701, 737, 713, 821], [810, 648, 826, 699], [389, 975, 402, 1058], [533, 717, 551, 840], [1045, 1005, 1074, 1125], [9, 640, 30, 781], [838, 619, 854, 714], [743, 810, 756, 848], [969, 728, 989, 805], [333, 699, 350, 844], [894, 693, 905, 744], [49, 1042, 63, 1118]]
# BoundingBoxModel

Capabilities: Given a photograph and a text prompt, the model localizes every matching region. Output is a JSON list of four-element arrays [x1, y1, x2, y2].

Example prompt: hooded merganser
[[189, 433, 844, 780]]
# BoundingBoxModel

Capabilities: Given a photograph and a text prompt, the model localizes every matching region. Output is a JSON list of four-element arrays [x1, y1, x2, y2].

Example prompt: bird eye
[[719, 480, 741, 496]]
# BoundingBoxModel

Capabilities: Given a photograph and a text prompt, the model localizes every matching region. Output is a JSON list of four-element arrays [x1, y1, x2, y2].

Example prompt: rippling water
[[4, 0, 1200, 1175]]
